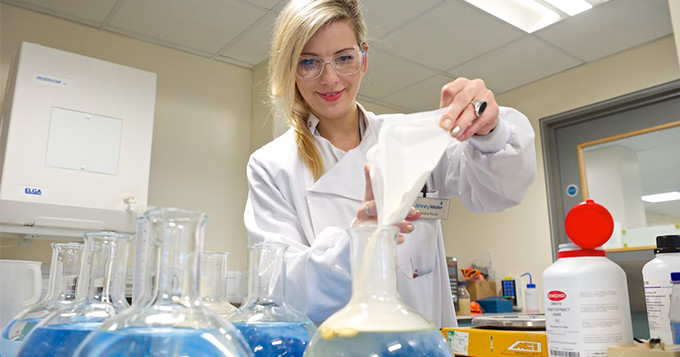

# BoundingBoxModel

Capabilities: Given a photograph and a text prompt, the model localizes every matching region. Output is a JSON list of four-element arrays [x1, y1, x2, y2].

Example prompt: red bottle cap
[[564, 199, 614, 249]]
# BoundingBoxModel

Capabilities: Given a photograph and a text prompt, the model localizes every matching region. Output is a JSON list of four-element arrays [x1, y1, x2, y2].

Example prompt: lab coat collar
[[305, 103, 374, 139]]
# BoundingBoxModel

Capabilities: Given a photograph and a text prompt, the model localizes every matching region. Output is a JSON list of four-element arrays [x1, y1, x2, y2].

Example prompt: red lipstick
[[317, 90, 343, 102]]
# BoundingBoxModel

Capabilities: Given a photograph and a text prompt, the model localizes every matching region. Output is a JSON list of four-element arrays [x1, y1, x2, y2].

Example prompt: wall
[[0, 4, 252, 270]]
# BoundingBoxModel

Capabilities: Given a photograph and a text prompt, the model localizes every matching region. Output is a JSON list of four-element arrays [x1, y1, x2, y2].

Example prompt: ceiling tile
[[376, 1, 525, 71], [108, 0, 266, 54], [219, 11, 277, 67], [242, 0, 283, 11], [2, 0, 673, 114], [447, 35, 583, 93], [535, 0, 672, 62], [379, 74, 455, 112], [361, 0, 441, 39], [2, 0, 118, 24], [359, 48, 438, 99]]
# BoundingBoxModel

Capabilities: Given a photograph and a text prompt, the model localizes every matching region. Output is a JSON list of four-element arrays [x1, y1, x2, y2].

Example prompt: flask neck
[[75, 232, 131, 306], [144, 208, 208, 306], [349, 226, 399, 301], [45, 243, 82, 305], [243, 242, 288, 306]]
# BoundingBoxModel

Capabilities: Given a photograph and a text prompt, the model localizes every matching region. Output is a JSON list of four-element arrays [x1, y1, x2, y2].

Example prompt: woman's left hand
[[439, 77, 499, 141], [354, 164, 421, 243]]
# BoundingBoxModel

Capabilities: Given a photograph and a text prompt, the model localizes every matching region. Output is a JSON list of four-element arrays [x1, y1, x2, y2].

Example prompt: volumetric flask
[[229, 242, 316, 357], [0, 242, 82, 357], [74, 207, 252, 357], [17, 231, 132, 357], [304, 225, 450, 356]]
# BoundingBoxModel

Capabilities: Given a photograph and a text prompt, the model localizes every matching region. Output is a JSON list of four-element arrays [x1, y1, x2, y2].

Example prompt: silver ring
[[472, 99, 487, 117], [365, 202, 374, 217]]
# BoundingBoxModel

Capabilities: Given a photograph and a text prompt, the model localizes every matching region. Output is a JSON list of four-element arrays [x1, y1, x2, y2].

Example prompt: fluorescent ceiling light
[[465, 0, 608, 33], [465, 0, 560, 33], [546, 0, 592, 16], [642, 191, 680, 203]]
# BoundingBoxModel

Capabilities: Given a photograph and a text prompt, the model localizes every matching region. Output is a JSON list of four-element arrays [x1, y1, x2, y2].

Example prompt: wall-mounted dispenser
[[0, 42, 156, 240]]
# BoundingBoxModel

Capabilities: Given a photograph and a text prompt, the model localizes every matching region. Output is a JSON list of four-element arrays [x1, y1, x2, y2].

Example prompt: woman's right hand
[[354, 164, 421, 243]]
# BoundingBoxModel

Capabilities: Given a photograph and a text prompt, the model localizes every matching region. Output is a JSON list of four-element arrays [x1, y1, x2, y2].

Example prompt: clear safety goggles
[[296, 49, 365, 80]]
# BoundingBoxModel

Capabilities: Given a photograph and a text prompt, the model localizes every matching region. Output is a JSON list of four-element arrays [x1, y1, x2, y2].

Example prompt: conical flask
[[73, 207, 252, 357], [0, 242, 83, 356], [304, 225, 450, 356], [201, 251, 237, 317], [229, 242, 316, 357], [16, 231, 132, 357]]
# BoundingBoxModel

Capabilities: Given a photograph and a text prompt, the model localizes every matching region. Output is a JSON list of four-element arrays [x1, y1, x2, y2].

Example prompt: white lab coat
[[244, 103, 536, 328]]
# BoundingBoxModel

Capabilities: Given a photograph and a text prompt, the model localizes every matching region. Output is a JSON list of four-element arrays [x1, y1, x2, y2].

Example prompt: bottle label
[[644, 279, 673, 343], [545, 287, 628, 356]]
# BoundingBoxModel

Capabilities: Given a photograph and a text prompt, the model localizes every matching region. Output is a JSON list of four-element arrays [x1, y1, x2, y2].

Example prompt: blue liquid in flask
[[0, 318, 42, 356], [73, 208, 251, 357], [305, 329, 450, 356], [16, 323, 99, 357], [75, 327, 249, 357], [233, 321, 311, 357]]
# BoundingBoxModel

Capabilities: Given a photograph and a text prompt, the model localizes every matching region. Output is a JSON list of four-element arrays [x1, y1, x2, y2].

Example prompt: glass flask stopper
[[74, 207, 252, 357], [304, 225, 450, 356], [16, 231, 132, 357], [229, 242, 316, 357]]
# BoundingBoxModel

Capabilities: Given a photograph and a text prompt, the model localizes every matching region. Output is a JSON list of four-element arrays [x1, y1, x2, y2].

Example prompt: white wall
[[0, 4, 252, 270]]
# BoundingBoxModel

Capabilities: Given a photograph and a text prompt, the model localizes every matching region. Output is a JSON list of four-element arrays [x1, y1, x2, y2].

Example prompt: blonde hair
[[269, 0, 367, 181]]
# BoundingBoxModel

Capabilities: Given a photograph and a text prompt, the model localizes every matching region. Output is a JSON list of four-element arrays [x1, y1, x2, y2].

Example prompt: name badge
[[414, 197, 450, 220]]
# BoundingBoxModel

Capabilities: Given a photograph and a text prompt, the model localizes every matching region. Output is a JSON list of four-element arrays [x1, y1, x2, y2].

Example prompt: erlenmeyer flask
[[304, 225, 450, 356], [229, 242, 316, 357], [0, 242, 83, 357], [73, 207, 252, 357], [16, 231, 132, 357], [201, 251, 237, 317]]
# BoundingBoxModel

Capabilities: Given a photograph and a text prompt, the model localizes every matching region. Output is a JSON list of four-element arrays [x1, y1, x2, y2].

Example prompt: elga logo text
[[25, 188, 42, 195]]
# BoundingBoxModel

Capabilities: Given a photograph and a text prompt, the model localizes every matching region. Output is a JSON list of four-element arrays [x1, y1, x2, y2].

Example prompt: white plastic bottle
[[642, 235, 680, 344], [521, 272, 540, 314], [543, 243, 633, 356]]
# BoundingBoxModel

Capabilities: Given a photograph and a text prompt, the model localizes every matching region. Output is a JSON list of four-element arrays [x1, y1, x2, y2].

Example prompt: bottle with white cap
[[543, 200, 633, 356], [642, 235, 680, 343]]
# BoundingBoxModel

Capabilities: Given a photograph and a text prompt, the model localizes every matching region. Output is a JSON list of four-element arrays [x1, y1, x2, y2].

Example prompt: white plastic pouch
[[366, 108, 450, 225]]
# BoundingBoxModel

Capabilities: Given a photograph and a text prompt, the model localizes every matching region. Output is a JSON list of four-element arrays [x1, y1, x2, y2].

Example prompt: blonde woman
[[244, 0, 536, 328]]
